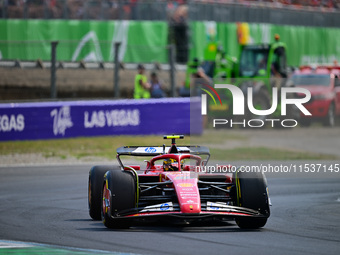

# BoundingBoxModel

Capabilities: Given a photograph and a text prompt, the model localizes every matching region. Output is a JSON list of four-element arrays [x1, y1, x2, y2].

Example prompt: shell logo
[[177, 183, 194, 188]]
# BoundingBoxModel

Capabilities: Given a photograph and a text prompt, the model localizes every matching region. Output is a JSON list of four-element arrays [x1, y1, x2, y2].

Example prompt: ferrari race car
[[88, 135, 270, 229]]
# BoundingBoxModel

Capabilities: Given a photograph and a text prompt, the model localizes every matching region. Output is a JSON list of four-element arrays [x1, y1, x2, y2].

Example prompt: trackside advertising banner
[[0, 20, 168, 63], [0, 98, 202, 141], [1, 20, 340, 66]]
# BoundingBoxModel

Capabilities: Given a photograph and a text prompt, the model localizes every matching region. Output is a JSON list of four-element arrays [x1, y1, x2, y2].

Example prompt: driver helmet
[[163, 158, 178, 171]]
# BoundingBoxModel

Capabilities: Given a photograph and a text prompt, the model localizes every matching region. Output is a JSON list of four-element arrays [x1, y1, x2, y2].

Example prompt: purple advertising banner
[[0, 98, 202, 141]]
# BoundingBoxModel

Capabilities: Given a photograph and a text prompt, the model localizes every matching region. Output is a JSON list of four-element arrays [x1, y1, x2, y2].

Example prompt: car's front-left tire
[[88, 165, 121, 220], [102, 170, 136, 229], [234, 169, 270, 229]]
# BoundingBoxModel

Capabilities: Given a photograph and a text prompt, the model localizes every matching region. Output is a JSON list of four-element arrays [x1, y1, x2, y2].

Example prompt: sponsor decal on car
[[207, 202, 230, 211], [177, 183, 194, 188], [133, 146, 191, 154], [140, 202, 174, 213], [145, 147, 157, 153], [180, 188, 194, 191], [160, 203, 170, 211]]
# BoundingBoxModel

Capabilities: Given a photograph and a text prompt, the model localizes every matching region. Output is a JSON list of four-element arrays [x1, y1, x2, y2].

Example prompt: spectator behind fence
[[149, 72, 166, 98], [134, 64, 151, 99]]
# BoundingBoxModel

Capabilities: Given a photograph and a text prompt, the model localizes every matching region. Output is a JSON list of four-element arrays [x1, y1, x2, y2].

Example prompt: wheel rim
[[102, 182, 111, 217]]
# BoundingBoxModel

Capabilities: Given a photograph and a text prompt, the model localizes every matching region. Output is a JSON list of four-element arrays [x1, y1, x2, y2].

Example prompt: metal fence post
[[169, 44, 176, 97], [2, 1, 8, 18], [118, 0, 122, 20], [114, 42, 121, 98], [43, 0, 49, 19], [50, 41, 58, 99], [23, 1, 28, 19], [62, 0, 68, 19]]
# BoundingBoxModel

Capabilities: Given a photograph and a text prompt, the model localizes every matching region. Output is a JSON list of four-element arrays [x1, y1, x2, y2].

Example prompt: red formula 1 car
[[88, 135, 270, 229], [293, 66, 340, 127]]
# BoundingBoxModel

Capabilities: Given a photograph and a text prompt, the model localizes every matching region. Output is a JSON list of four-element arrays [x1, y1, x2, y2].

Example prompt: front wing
[[111, 203, 267, 220]]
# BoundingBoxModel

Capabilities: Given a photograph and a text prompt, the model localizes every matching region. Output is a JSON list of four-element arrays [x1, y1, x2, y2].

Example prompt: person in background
[[134, 64, 151, 99], [149, 72, 166, 98], [180, 58, 212, 97]]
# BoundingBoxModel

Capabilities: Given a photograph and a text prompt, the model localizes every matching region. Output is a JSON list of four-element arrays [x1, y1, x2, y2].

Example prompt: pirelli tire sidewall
[[88, 165, 121, 220], [102, 169, 136, 229], [234, 169, 270, 229]]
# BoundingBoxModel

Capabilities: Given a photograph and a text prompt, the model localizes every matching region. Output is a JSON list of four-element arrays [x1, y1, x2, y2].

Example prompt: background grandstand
[[1, 1, 339, 21]]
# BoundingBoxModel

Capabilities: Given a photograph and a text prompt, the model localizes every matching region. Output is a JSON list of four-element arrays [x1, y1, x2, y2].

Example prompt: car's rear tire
[[102, 170, 136, 229], [234, 169, 270, 229], [88, 165, 121, 220], [323, 103, 335, 127]]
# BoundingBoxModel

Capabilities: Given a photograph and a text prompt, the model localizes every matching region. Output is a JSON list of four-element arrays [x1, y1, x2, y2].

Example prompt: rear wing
[[117, 146, 210, 156]]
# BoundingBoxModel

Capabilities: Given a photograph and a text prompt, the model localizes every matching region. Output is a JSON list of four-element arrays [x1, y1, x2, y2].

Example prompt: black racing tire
[[234, 169, 270, 229], [236, 217, 268, 229], [88, 165, 121, 220], [102, 170, 136, 229], [323, 103, 335, 127]]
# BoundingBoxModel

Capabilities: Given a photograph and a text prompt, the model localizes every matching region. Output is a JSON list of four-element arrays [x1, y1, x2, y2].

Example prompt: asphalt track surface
[[1, 164, 340, 255]]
